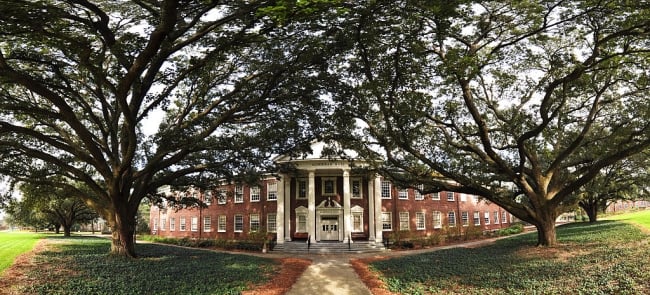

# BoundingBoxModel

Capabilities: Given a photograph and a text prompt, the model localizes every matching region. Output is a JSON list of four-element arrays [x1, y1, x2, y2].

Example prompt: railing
[[307, 235, 311, 253], [348, 233, 352, 251]]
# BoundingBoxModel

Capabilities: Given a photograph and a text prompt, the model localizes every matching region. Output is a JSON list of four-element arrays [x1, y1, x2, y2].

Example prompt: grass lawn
[[368, 217, 650, 294], [603, 209, 650, 230], [0, 231, 45, 274], [10, 236, 277, 295]]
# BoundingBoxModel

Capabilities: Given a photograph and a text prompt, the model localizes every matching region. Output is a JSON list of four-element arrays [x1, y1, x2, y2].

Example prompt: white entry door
[[320, 216, 339, 241]]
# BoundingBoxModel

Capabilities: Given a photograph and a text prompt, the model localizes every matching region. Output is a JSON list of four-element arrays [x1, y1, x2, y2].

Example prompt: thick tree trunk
[[63, 225, 72, 237], [585, 205, 598, 223], [107, 204, 137, 258], [54, 224, 60, 234], [534, 211, 558, 246]]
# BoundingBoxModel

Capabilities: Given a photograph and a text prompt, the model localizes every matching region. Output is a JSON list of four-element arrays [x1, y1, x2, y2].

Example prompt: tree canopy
[[0, 0, 332, 257], [326, 1, 650, 246]]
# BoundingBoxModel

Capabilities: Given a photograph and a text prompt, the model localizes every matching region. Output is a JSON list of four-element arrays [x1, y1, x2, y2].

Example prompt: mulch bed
[[243, 258, 311, 295]]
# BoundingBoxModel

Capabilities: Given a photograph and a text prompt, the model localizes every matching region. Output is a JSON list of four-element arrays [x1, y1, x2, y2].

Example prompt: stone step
[[272, 241, 387, 254]]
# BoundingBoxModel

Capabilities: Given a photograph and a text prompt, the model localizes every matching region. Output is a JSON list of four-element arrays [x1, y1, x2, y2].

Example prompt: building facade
[[149, 142, 512, 244]]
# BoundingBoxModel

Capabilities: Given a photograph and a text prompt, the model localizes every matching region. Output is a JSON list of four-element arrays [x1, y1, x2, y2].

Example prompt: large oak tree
[[328, 1, 650, 246], [0, 0, 331, 257]]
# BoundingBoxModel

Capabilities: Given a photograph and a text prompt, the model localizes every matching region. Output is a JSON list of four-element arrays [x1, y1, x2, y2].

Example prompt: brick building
[[149, 142, 512, 244]]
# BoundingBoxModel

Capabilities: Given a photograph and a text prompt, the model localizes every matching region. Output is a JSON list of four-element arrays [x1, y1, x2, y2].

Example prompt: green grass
[[370, 219, 650, 294], [603, 209, 650, 230], [0, 231, 45, 274], [15, 236, 277, 295]]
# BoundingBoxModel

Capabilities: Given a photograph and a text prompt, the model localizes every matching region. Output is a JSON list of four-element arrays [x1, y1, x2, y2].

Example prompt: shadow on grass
[[370, 221, 650, 294], [21, 236, 277, 295]]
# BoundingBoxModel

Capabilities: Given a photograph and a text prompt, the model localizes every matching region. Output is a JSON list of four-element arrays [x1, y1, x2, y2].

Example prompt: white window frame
[[484, 212, 491, 225], [218, 215, 226, 232], [448, 211, 456, 227], [203, 216, 211, 232], [431, 192, 440, 201], [235, 185, 244, 203], [461, 211, 469, 226], [460, 193, 467, 202], [297, 214, 307, 233], [432, 211, 442, 229], [381, 181, 392, 199], [160, 218, 166, 231], [416, 212, 425, 230], [234, 215, 244, 232], [414, 184, 424, 200], [250, 185, 260, 202], [398, 188, 408, 200], [267, 214, 277, 233], [169, 217, 175, 231], [446, 191, 455, 201], [399, 212, 409, 230], [204, 191, 212, 206], [250, 214, 260, 232], [381, 212, 392, 231], [474, 211, 481, 226], [494, 211, 500, 224], [352, 213, 363, 232], [191, 216, 198, 232], [153, 218, 158, 231], [267, 182, 277, 201], [297, 179, 307, 199], [501, 211, 508, 224], [322, 177, 337, 196], [217, 189, 227, 205], [351, 178, 362, 199], [179, 217, 186, 231]]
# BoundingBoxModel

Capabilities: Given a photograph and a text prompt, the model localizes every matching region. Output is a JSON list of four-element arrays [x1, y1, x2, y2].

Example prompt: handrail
[[307, 235, 311, 253], [348, 233, 352, 251]]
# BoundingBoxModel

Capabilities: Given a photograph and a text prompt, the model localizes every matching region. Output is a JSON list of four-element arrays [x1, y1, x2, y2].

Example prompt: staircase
[[272, 241, 387, 254]]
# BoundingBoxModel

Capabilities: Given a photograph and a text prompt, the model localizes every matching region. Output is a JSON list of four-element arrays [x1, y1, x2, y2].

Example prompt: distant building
[[150, 142, 512, 244], [606, 200, 650, 213]]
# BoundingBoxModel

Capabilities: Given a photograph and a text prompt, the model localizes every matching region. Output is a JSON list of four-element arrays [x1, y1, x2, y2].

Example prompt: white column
[[343, 169, 352, 243], [368, 177, 375, 242], [284, 176, 291, 241], [374, 174, 383, 243], [276, 175, 285, 244], [308, 170, 316, 243]]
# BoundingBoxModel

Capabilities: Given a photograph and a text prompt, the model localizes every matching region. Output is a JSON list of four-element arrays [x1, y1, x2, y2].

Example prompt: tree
[[327, 1, 650, 246], [7, 181, 98, 236], [0, 0, 331, 257], [574, 151, 650, 222]]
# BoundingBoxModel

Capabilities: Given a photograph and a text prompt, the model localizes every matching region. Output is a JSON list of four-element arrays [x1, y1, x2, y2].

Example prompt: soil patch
[[0, 239, 49, 295], [350, 256, 397, 295]]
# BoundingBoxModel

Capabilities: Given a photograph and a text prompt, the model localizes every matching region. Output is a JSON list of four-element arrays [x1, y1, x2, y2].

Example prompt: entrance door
[[320, 216, 339, 241]]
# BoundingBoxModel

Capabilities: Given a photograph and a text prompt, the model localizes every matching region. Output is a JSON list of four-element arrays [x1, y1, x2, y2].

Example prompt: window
[[351, 179, 362, 198], [398, 188, 408, 200], [297, 179, 307, 199], [179, 217, 186, 231], [169, 217, 175, 231], [352, 213, 363, 232], [381, 212, 392, 231], [218, 215, 226, 232], [267, 214, 277, 233], [501, 211, 508, 224], [484, 212, 491, 225], [160, 218, 166, 230], [446, 191, 455, 201], [399, 212, 409, 230], [414, 184, 424, 200], [250, 186, 260, 202], [153, 218, 158, 231], [416, 212, 425, 230], [460, 193, 467, 202], [235, 185, 244, 203], [204, 191, 212, 205], [432, 211, 442, 229], [297, 214, 307, 233], [217, 189, 227, 204], [431, 192, 440, 201], [448, 211, 456, 227], [461, 211, 469, 226], [234, 215, 243, 232], [322, 178, 336, 195], [267, 182, 277, 201], [472, 195, 479, 203], [474, 212, 481, 226], [381, 181, 391, 199], [250, 214, 260, 232], [203, 216, 211, 232], [191, 217, 198, 231], [494, 211, 500, 224]]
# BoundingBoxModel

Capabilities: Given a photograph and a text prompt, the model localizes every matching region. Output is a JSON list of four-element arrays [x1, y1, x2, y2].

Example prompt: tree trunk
[[105, 201, 138, 258], [54, 224, 60, 234], [534, 211, 558, 246], [585, 205, 598, 223], [63, 224, 72, 237]]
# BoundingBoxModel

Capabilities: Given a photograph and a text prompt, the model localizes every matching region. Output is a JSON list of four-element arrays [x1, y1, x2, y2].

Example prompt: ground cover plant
[[0, 232, 44, 274], [10, 236, 278, 295], [367, 219, 650, 294]]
